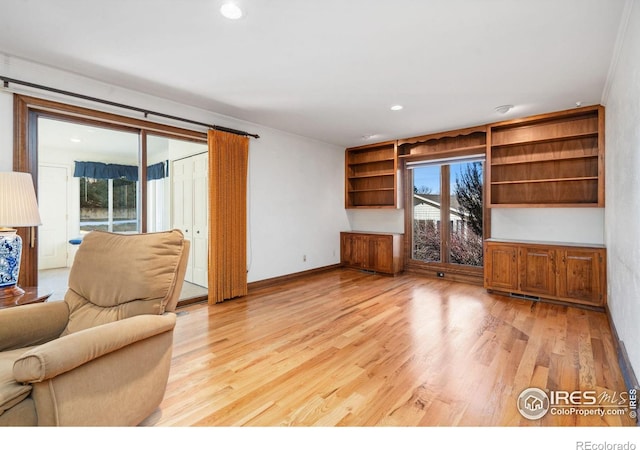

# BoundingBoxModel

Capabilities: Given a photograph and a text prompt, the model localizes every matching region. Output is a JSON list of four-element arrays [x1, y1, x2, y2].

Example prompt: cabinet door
[[369, 235, 393, 274], [484, 243, 518, 291], [519, 247, 556, 297], [341, 234, 362, 268], [557, 249, 604, 305]]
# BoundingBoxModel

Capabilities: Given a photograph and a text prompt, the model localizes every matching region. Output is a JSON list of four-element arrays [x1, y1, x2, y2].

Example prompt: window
[[79, 177, 138, 233], [409, 157, 485, 270]]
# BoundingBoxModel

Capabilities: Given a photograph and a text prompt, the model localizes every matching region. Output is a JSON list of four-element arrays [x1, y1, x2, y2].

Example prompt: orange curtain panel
[[207, 129, 249, 304]]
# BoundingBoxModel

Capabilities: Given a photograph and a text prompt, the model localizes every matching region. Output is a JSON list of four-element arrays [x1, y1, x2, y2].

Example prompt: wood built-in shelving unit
[[345, 141, 398, 208], [488, 105, 604, 207], [397, 125, 487, 162]]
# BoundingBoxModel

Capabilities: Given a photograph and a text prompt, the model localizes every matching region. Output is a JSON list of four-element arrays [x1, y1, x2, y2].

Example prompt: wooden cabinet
[[518, 246, 557, 298], [484, 240, 606, 308], [340, 232, 403, 275], [484, 243, 518, 291], [345, 142, 398, 208], [487, 105, 604, 207], [556, 248, 604, 305]]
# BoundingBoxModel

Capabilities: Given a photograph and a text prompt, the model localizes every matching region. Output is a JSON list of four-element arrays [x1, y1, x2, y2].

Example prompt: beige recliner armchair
[[0, 229, 189, 426]]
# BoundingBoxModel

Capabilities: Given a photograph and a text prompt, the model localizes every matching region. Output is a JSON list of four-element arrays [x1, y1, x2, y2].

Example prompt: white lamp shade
[[0, 172, 42, 228]]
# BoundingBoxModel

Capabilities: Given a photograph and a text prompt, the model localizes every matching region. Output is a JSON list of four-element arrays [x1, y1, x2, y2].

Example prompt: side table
[[0, 287, 53, 309]]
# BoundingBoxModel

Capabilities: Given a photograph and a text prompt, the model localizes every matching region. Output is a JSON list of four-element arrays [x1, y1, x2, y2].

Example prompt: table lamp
[[0, 172, 42, 298]]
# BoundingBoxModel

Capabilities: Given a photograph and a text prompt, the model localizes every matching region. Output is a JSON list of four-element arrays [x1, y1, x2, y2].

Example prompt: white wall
[[248, 128, 348, 280], [346, 209, 404, 234], [491, 208, 605, 245], [603, 0, 640, 385], [0, 93, 12, 172], [0, 54, 349, 283]]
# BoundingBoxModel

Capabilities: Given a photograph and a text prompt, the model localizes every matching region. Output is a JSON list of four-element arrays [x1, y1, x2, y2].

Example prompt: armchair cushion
[[61, 230, 187, 336], [0, 348, 34, 415]]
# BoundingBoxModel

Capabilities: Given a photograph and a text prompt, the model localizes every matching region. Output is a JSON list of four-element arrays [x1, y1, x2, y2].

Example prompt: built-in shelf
[[345, 141, 398, 209], [491, 176, 599, 185], [490, 131, 599, 148], [347, 170, 395, 179], [488, 105, 604, 207], [490, 154, 598, 167]]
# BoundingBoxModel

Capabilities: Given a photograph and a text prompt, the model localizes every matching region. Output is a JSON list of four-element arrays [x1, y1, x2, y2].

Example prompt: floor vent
[[509, 292, 540, 301]]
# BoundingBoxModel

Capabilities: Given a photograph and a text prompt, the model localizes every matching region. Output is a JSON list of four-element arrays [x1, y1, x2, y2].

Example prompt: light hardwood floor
[[141, 268, 634, 427]]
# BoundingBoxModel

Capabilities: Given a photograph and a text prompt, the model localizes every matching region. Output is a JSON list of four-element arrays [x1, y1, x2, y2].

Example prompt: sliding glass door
[[38, 118, 140, 270], [14, 94, 209, 293], [31, 110, 208, 301], [410, 157, 485, 269]]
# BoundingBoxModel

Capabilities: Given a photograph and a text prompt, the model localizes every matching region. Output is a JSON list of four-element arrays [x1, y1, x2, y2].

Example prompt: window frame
[[408, 157, 485, 264], [400, 135, 490, 284]]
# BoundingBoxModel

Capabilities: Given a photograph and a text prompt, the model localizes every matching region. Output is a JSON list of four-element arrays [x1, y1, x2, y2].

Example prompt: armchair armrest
[[13, 313, 176, 383], [0, 301, 69, 352]]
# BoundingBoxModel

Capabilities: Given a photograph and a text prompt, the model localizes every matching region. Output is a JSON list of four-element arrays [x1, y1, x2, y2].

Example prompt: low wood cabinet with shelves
[[340, 232, 404, 275], [484, 240, 606, 308]]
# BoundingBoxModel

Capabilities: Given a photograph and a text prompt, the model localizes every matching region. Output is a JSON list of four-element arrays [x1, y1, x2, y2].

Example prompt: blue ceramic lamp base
[[0, 229, 25, 299]]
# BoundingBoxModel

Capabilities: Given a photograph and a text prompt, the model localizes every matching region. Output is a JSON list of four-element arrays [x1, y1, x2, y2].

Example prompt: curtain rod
[[0, 75, 260, 139]]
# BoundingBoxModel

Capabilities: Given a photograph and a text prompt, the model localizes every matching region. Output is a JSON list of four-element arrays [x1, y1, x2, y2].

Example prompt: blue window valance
[[74, 161, 167, 181]]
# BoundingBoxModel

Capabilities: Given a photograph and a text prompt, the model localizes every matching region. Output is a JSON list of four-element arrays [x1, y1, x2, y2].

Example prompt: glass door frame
[[13, 94, 207, 288], [402, 154, 491, 284]]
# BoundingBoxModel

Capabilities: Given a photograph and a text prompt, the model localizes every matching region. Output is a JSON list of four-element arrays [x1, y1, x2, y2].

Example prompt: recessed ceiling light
[[220, 2, 243, 20], [70, 137, 82, 143], [494, 104, 514, 114], [390, 105, 403, 111]]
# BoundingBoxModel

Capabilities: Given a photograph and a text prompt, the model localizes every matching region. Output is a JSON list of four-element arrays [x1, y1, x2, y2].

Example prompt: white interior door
[[191, 153, 209, 288], [38, 165, 69, 269], [172, 157, 195, 283]]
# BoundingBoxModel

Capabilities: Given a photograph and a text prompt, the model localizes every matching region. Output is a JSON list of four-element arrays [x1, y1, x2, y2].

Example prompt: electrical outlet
[[303, 254, 307, 262]]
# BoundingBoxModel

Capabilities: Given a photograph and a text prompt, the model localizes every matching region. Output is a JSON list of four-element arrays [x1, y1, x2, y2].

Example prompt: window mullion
[[440, 165, 451, 264], [108, 179, 114, 232]]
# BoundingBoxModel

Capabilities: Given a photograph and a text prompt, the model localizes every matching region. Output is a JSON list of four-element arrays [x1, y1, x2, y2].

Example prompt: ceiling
[[0, 0, 627, 148]]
